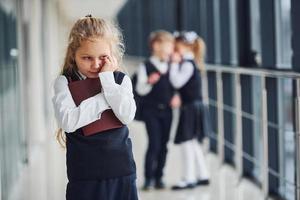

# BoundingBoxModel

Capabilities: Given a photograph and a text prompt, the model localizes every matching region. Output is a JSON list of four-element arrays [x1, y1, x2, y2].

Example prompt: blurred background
[[1, 0, 300, 200]]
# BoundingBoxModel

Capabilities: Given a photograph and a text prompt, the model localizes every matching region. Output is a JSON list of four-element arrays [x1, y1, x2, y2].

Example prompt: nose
[[92, 58, 101, 69]]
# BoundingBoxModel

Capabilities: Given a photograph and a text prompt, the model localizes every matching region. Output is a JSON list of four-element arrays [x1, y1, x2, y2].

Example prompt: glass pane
[[249, 0, 262, 66], [229, 0, 238, 65], [251, 76, 262, 180], [278, 78, 295, 200], [0, 3, 26, 199], [275, 0, 292, 68], [213, 0, 221, 64]]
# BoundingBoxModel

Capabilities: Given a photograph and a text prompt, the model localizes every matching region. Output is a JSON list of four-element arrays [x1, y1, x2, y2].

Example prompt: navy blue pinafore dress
[[64, 71, 138, 200], [174, 60, 207, 144]]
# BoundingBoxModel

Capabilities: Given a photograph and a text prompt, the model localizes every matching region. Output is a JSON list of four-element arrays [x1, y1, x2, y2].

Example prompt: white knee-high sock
[[192, 139, 210, 180], [181, 140, 197, 183]]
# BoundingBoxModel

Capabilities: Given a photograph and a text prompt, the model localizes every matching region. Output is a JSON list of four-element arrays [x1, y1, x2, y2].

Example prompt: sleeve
[[99, 72, 137, 125], [135, 63, 153, 96], [169, 62, 194, 89], [52, 75, 110, 133]]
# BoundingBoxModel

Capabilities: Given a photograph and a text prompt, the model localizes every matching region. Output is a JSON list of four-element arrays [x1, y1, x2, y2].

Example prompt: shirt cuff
[[98, 71, 117, 90]]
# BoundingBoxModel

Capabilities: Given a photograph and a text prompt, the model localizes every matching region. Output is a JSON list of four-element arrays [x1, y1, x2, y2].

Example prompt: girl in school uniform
[[52, 15, 138, 200], [170, 31, 210, 190]]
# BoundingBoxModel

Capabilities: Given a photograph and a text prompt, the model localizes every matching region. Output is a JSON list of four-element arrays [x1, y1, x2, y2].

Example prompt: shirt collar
[[182, 52, 194, 60], [149, 56, 168, 74], [77, 70, 87, 80]]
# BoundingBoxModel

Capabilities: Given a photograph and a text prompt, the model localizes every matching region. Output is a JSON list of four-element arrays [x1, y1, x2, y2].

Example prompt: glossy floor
[[8, 118, 267, 200], [7, 58, 268, 200]]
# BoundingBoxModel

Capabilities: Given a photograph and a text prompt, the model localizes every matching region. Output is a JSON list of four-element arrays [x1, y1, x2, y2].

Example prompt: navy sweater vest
[[142, 60, 174, 108], [64, 71, 136, 181], [178, 60, 202, 104]]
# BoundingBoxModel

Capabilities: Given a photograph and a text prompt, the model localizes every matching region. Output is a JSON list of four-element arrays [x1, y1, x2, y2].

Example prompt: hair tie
[[85, 14, 92, 18], [185, 31, 198, 44], [173, 31, 180, 37], [174, 31, 198, 44]]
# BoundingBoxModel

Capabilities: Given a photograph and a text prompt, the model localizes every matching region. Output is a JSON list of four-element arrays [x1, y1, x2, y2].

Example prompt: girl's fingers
[[103, 56, 110, 63], [105, 55, 112, 63], [100, 55, 119, 72], [103, 57, 113, 68]]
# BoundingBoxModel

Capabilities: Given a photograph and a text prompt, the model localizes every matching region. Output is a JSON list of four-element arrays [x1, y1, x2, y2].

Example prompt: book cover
[[68, 78, 123, 136]]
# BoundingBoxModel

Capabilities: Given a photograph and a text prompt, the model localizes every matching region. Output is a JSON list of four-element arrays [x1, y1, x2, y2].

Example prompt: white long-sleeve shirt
[[135, 56, 169, 96], [169, 52, 195, 89], [52, 71, 136, 133]]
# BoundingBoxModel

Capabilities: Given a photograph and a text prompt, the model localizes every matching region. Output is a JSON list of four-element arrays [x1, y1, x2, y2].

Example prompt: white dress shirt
[[135, 56, 169, 96], [169, 52, 195, 89], [52, 71, 136, 133]]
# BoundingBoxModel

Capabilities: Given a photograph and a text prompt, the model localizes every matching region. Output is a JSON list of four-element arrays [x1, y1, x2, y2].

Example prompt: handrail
[[204, 64, 300, 200], [125, 56, 300, 199], [124, 55, 300, 78], [206, 64, 300, 79]]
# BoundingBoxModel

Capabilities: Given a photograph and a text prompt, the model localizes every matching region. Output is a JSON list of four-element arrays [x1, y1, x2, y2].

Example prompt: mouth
[[90, 68, 101, 73], [88, 72, 99, 78]]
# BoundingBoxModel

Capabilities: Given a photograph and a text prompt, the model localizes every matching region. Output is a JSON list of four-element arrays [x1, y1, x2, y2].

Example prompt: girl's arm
[[52, 75, 110, 133], [135, 63, 153, 96], [169, 61, 194, 89], [99, 72, 136, 125]]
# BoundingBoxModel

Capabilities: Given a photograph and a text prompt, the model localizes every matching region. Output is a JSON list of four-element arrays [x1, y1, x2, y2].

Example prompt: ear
[[152, 42, 159, 52]]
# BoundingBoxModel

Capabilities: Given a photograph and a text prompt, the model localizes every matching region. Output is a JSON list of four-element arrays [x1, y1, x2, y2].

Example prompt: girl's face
[[75, 38, 112, 78], [175, 41, 191, 55], [153, 40, 174, 61]]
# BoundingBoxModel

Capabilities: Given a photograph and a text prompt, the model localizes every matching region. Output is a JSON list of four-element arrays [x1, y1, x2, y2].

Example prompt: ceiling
[[58, 0, 127, 22]]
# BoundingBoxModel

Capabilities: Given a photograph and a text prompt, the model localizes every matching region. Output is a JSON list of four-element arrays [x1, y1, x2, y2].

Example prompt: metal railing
[[205, 65, 300, 200]]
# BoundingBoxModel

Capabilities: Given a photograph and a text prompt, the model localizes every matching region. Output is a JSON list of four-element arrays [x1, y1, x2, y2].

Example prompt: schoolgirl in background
[[170, 31, 210, 190]]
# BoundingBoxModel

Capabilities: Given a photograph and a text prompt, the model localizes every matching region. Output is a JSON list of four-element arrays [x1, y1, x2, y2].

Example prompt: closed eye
[[82, 56, 92, 60], [99, 55, 108, 59]]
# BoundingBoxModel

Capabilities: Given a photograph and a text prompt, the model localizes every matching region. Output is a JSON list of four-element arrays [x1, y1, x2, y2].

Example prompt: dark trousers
[[143, 107, 172, 181]]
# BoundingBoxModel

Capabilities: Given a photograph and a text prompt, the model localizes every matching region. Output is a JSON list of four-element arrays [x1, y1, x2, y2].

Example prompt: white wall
[[9, 0, 67, 199]]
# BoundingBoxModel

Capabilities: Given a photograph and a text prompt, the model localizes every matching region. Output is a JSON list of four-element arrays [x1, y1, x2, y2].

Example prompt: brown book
[[68, 78, 123, 136]]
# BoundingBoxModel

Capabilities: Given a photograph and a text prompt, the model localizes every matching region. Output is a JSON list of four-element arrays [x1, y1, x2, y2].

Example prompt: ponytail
[[192, 37, 206, 72]]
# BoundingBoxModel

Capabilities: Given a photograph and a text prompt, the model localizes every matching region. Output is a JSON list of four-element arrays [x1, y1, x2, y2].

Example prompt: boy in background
[[135, 30, 179, 190]]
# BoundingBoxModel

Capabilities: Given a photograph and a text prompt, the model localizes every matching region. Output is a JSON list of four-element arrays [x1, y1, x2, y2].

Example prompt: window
[[278, 79, 295, 200], [275, 0, 292, 69], [229, 0, 238, 65], [0, 2, 27, 199], [213, 0, 221, 64], [251, 76, 263, 180], [249, 0, 262, 66]]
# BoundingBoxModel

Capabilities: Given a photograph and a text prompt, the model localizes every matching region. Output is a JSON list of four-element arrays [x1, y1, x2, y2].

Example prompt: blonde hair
[[175, 34, 206, 71], [192, 37, 206, 71], [149, 30, 174, 50], [56, 15, 125, 147]]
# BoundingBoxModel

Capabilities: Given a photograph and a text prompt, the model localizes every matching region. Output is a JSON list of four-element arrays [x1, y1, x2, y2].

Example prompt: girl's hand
[[100, 55, 119, 72], [148, 72, 160, 84], [171, 52, 182, 63], [170, 94, 181, 108]]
